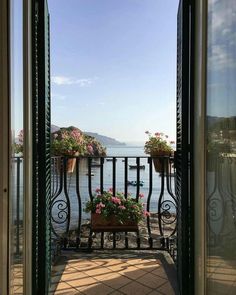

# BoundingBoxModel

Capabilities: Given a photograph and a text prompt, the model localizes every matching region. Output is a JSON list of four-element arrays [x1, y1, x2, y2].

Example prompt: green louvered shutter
[[32, 0, 51, 294], [176, 1, 194, 294]]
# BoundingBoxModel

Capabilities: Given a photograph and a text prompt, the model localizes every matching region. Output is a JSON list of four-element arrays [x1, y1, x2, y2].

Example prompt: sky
[[207, 0, 236, 118], [49, 0, 179, 143]]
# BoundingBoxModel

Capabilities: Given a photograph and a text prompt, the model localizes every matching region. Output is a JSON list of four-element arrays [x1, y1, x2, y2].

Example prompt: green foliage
[[51, 126, 106, 156], [144, 131, 174, 154], [85, 190, 149, 224], [13, 130, 24, 155]]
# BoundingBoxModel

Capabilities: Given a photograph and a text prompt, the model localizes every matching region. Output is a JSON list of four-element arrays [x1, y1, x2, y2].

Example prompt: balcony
[[14, 155, 178, 294], [50, 156, 177, 254]]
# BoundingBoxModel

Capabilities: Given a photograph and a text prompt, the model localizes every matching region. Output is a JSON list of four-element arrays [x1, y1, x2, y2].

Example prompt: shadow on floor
[[50, 250, 179, 295]]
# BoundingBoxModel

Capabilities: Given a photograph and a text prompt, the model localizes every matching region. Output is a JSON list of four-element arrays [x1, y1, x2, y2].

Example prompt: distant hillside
[[51, 124, 60, 133], [84, 132, 126, 146], [51, 124, 125, 146]]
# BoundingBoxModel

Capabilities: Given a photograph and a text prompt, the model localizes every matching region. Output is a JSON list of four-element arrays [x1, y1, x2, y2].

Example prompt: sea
[[51, 145, 176, 233]]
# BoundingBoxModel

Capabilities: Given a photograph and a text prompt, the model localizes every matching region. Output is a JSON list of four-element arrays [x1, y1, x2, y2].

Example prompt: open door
[[32, 0, 51, 294], [176, 0, 195, 294]]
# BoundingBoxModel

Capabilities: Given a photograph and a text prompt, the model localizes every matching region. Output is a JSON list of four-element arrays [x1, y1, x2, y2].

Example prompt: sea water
[[51, 146, 176, 232]]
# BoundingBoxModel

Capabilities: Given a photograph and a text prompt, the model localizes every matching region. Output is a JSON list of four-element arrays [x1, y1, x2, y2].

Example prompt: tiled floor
[[206, 256, 236, 294], [50, 251, 178, 295]]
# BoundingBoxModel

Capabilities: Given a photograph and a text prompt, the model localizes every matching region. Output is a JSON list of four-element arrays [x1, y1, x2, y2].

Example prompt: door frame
[[0, 1, 10, 294], [0, 0, 33, 294], [23, 0, 33, 294], [193, 0, 207, 294]]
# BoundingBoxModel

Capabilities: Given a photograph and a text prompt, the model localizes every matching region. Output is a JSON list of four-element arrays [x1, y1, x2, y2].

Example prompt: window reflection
[[206, 0, 236, 294]]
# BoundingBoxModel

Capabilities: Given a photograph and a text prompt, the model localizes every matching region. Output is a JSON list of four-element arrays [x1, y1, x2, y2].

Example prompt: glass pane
[[9, 0, 24, 293], [206, 0, 236, 294]]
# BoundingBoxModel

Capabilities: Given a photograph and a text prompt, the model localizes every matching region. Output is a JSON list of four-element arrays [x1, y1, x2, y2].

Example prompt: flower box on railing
[[151, 151, 173, 173], [91, 213, 138, 232]]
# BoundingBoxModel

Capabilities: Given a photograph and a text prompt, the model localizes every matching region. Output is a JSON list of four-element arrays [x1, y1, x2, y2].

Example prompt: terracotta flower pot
[[66, 158, 76, 173], [66, 152, 79, 173], [151, 151, 173, 173], [91, 213, 138, 232]]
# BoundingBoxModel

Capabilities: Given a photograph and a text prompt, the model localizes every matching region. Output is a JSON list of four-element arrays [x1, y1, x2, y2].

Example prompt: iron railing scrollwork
[[14, 155, 179, 260], [207, 154, 236, 248], [50, 155, 178, 257]]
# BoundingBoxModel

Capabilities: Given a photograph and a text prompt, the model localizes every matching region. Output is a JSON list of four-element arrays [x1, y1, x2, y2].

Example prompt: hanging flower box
[[151, 151, 173, 173], [144, 131, 175, 173], [54, 155, 77, 174], [51, 127, 107, 173], [85, 190, 149, 232], [91, 213, 138, 232]]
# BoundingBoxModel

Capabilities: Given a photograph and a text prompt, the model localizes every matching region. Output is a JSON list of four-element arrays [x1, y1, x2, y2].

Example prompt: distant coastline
[[84, 132, 126, 146], [51, 124, 126, 146]]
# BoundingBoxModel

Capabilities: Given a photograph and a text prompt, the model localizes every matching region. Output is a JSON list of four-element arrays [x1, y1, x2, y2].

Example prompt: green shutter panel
[[176, 1, 194, 294], [32, 1, 51, 294]]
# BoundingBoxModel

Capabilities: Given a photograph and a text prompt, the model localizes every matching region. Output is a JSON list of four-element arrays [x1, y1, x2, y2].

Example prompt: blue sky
[[49, 0, 179, 143]]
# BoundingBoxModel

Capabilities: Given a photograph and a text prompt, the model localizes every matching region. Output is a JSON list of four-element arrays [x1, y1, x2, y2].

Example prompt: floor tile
[[138, 272, 167, 289], [78, 282, 114, 295], [157, 282, 176, 295], [51, 251, 178, 295], [118, 265, 147, 280], [119, 281, 152, 295], [83, 265, 112, 277], [94, 272, 132, 289]]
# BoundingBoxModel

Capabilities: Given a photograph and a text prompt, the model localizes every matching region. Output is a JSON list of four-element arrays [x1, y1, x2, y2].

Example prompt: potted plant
[[85, 189, 150, 231], [14, 130, 24, 155], [144, 131, 174, 172], [52, 127, 107, 173]]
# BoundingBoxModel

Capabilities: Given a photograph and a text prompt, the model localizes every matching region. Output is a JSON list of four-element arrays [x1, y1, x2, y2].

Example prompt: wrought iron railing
[[13, 155, 177, 260], [51, 155, 177, 258]]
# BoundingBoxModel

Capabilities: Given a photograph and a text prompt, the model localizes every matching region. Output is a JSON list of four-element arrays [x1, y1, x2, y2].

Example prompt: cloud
[[52, 76, 93, 86], [208, 0, 236, 71]]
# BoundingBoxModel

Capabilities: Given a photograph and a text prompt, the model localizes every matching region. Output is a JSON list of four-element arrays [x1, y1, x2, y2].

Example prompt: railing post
[[16, 157, 21, 256]]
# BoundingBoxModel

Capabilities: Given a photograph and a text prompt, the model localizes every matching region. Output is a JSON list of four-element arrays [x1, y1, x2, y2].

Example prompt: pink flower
[[118, 205, 126, 210], [61, 132, 68, 139], [96, 202, 105, 208], [71, 129, 81, 141], [111, 197, 121, 205], [143, 211, 151, 217], [96, 208, 101, 214], [95, 188, 100, 193], [108, 187, 114, 193], [155, 132, 161, 137], [87, 144, 94, 154], [99, 202, 105, 208], [18, 130, 24, 143], [139, 193, 144, 198]]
